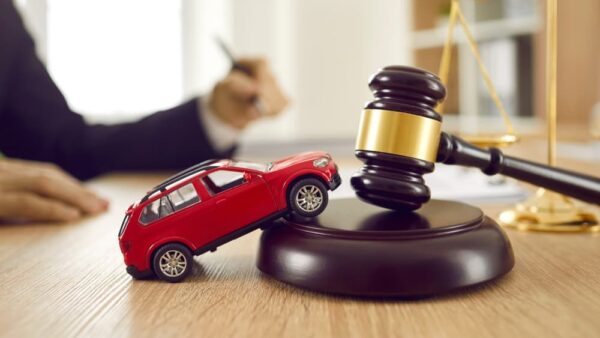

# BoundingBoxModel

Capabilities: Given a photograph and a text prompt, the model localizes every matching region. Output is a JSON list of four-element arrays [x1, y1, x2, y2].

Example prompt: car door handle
[[216, 199, 227, 205]]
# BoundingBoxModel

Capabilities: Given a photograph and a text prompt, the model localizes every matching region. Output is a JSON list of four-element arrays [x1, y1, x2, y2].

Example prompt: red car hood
[[270, 151, 329, 171]]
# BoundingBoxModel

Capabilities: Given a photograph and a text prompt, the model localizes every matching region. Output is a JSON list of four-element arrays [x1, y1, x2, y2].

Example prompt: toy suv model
[[118, 151, 341, 282]]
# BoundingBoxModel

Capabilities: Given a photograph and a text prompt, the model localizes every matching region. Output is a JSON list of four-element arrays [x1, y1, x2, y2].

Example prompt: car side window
[[139, 184, 201, 225], [168, 183, 200, 211], [202, 170, 246, 195]]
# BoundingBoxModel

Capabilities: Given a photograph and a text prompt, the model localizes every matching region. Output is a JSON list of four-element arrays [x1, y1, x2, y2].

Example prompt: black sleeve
[[0, 0, 234, 180]]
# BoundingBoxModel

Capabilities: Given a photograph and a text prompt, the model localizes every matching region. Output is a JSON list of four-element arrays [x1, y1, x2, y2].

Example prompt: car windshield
[[232, 160, 270, 172]]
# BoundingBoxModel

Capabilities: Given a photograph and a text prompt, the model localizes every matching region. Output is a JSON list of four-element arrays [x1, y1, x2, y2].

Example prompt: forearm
[[0, 4, 235, 180], [69, 98, 236, 179]]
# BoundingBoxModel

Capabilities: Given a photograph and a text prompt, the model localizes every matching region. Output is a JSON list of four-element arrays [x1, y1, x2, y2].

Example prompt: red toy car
[[118, 151, 340, 282]]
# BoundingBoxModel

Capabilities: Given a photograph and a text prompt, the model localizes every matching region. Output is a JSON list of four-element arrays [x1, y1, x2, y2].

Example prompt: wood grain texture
[[1, 157, 599, 338]]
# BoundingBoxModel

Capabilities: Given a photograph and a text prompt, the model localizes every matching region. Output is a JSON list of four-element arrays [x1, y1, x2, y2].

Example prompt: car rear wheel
[[153, 243, 193, 283], [288, 178, 328, 218]]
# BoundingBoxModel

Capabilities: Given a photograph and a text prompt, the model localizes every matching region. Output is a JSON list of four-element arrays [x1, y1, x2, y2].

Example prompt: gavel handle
[[436, 133, 600, 204]]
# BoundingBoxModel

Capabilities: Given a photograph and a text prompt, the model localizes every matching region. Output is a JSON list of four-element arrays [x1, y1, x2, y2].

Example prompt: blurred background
[[14, 0, 600, 155]]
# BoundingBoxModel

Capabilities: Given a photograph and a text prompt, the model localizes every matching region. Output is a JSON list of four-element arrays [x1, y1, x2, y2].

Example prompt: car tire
[[152, 243, 193, 283], [288, 177, 328, 218]]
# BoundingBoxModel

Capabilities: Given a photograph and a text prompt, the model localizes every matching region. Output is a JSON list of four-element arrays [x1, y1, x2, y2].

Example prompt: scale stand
[[500, 189, 599, 232], [439, 0, 599, 231], [499, 0, 599, 232]]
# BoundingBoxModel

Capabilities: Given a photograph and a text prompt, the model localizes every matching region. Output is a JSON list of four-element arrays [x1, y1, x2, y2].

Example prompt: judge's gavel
[[351, 66, 600, 211]]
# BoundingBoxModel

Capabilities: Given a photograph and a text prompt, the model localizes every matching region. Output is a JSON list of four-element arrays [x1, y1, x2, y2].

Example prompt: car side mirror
[[243, 172, 252, 182]]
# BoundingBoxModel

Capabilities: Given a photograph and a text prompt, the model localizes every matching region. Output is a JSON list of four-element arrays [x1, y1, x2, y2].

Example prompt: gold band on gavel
[[355, 109, 442, 162]]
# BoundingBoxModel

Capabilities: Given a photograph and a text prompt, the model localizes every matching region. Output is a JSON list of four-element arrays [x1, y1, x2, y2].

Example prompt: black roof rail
[[141, 159, 219, 202]]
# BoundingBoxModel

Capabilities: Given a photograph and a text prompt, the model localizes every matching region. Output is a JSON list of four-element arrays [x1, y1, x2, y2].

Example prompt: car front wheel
[[153, 243, 193, 283], [288, 178, 328, 218]]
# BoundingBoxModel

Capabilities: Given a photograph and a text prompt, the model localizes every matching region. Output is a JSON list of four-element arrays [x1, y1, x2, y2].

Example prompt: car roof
[[140, 159, 227, 202]]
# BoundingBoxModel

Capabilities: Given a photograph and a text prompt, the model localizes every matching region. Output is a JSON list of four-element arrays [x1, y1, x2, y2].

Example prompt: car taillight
[[119, 240, 131, 253]]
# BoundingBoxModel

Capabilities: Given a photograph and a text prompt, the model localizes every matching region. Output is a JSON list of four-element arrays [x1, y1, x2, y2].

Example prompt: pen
[[215, 36, 267, 115]]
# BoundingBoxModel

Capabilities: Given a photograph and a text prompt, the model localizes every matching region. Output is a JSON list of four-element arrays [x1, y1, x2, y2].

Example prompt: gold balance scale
[[436, 0, 599, 232]]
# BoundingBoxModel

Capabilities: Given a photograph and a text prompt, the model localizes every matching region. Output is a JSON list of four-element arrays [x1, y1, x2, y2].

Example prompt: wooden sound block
[[257, 198, 514, 297]]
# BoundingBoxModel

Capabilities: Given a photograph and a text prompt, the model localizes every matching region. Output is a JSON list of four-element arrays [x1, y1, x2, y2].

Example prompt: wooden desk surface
[[1, 150, 599, 338]]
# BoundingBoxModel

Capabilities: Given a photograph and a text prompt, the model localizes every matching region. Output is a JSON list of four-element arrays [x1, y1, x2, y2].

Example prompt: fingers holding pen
[[224, 70, 261, 101], [209, 56, 289, 129], [211, 71, 261, 129], [236, 57, 290, 117]]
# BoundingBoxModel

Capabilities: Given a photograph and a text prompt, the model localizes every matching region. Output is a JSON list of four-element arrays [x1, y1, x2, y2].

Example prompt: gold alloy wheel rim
[[296, 185, 323, 212], [159, 250, 187, 277]]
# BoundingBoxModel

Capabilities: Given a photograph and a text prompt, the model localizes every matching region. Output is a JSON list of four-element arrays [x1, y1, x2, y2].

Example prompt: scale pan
[[461, 133, 519, 148]]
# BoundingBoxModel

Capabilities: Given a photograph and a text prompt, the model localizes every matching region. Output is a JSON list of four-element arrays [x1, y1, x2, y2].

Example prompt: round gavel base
[[257, 198, 514, 298]]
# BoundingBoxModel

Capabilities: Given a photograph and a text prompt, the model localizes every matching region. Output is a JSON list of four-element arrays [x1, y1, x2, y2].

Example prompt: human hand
[[209, 57, 289, 129], [0, 158, 109, 222]]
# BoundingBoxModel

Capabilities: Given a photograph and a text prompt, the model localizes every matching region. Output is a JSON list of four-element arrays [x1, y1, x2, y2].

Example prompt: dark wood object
[[352, 66, 445, 211], [352, 66, 600, 211], [257, 65, 596, 297], [257, 198, 514, 297], [437, 133, 600, 204]]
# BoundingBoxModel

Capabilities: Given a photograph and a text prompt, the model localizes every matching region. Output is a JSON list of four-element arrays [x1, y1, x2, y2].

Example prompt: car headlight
[[313, 157, 330, 168]]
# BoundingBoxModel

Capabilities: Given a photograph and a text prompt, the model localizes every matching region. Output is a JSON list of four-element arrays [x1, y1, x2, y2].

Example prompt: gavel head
[[350, 66, 446, 211]]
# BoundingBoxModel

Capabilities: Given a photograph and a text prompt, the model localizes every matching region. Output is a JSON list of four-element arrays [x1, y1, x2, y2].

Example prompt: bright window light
[[46, 0, 183, 122]]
